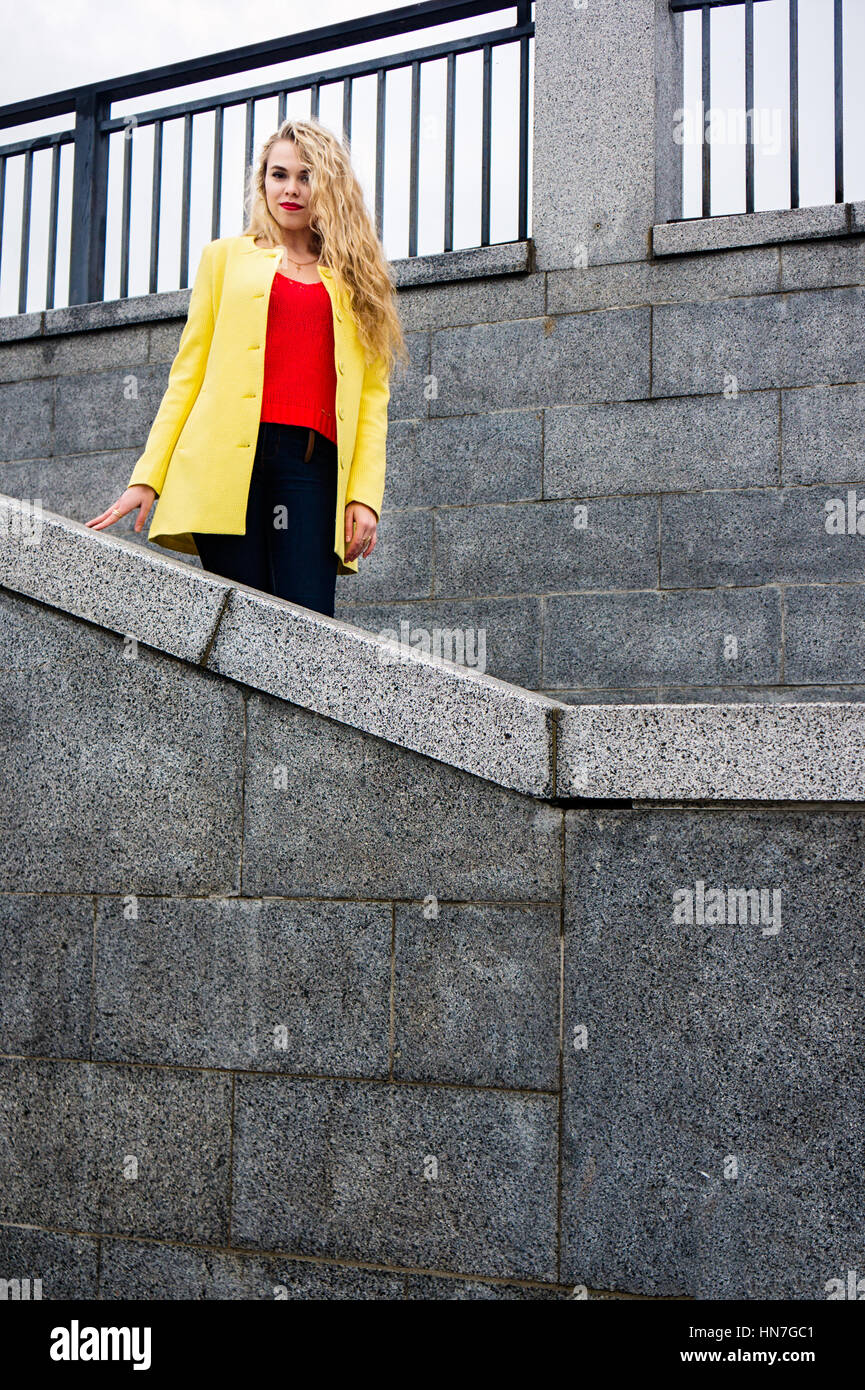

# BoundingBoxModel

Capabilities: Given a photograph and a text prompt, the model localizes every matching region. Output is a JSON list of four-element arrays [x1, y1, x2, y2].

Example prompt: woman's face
[[263, 139, 312, 231]]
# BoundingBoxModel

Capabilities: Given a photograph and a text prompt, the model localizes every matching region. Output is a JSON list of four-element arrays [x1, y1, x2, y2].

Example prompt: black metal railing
[[670, 0, 848, 218], [0, 0, 533, 314]]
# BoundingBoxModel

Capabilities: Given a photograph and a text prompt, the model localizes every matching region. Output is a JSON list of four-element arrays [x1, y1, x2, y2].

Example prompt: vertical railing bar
[[244, 97, 255, 229], [149, 118, 162, 294], [834, 0, 843, 202], [278, 90, 286, 124], [310, 83, 320, 119], [408, 59, 420, 258], [0, 156, 6, 302], [18, 149, 32, 314], [212, 104, 223, 240], [701, 4, 711, 218], [745, 0, 754, 213], [374, 68, 386, 238], [517, 3, 530, 242], [480, 42, 492, 246], [120, 125, 133, 299], [46, 142, 60, 310], [179, 111, 192, 288], [342, 75, 352, 147], [68, 90, 110, 305], [789, 0, 799, 208], [444, 51, 456, 254]]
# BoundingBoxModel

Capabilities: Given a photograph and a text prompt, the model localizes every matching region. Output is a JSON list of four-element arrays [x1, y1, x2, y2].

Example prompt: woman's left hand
[[344, 501, 378, 562]]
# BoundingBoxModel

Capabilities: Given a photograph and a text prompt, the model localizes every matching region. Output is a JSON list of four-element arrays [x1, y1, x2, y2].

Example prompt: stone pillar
[[531, 0, 683, 269]]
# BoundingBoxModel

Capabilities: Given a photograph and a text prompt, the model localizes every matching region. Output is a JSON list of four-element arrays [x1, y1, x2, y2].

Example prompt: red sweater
[[259, 272, 338, 444]]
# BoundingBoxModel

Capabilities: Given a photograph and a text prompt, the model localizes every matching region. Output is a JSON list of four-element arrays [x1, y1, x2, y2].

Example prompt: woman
[[87, 117, 407, 618]]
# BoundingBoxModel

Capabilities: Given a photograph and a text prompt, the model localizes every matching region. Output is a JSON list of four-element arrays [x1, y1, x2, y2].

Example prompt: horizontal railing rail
[[670, 0, 849, 219], [0, 0, 533, 314]]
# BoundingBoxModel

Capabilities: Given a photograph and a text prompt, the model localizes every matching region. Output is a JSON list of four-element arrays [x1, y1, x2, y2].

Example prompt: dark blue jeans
[[193, 421, 339, 617]]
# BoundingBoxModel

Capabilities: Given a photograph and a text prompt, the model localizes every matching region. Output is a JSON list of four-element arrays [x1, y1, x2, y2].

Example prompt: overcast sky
[[0, 0, 861, 315]]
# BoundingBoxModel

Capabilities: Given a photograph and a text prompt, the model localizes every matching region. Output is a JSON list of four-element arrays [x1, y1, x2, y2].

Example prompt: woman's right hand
[[86, 485, 156, 534]]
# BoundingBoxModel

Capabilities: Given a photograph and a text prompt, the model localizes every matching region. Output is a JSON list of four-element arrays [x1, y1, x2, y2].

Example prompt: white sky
[[0, 0, 861, 314]]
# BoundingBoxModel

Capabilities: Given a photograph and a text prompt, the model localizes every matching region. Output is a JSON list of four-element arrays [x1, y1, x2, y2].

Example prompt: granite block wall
[[0, 583, 566, 1298], [3, 1, 865, 707], [0, 576, 862, 1300], [4, 235, 865, 707]]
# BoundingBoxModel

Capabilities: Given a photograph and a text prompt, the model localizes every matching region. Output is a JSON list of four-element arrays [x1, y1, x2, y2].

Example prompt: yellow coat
[[127, 233, 390, 575]]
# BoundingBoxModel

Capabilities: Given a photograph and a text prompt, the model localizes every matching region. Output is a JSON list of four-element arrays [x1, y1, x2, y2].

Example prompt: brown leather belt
[[303, 427, 315, 462]]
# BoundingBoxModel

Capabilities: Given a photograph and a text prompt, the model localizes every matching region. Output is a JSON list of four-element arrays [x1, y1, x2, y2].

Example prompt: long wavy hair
[[242, 117, 408, 375]]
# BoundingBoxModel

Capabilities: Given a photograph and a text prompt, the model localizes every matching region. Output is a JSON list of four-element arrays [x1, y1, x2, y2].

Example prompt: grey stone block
[[405, 1273, 567, 1299], [393, 903, 560, 1089], [430, 309, 651, 414], [0, 1225, 99, 1299], [547, 246, 780, 315], [3, 325, 148, 379], [336, 507, 433, 602], [434, 496, 659, 597], [385, 330, 429, 424], [660, 487, 865, 587], [653, 287, 865, 396], [652, 683, 865, 705], [392, 241, 531, 289], [782, 383, 865, 485], [543, 686, 665, 705], [93, 896, 391, 1077], [785, 585, 865, 685], [557, 700, 865, 800], [332, 595, 543, 691], [0, 1058, 232, 1243], [100, 1238, 404, 1299], [544, 392, 779, 498], [0, 378, 53, 460], [780, 237, 865, 292], [0, 310, 43, 343], [44, 288, 192, 337], [0, 894, 93, 1057], [383, 411, 542, 509], [0, 340, 51, 385], [242, 695, 562, 899], [543, 588, 782, 690], [0, 450, 143, 543], [397, 270, 544, 333], [653, 202, 850, 256], [55, 364, 172, 454], [207, 587, 561, 797], [0, 591, 243, 894], [147, 318, 194, 363], [231, 1075, 558, 1279], [562, 808, 865, 1298], [532, 0, 668, 268], [0, 496, 228, 663]]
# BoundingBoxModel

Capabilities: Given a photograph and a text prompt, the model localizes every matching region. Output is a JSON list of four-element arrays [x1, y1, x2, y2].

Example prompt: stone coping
[[653, 201, 865, 257], [0, 495, 559, 798], [1, 493, 863, 804], [556, 702, 865, 802], [0, 241, 532, 344]]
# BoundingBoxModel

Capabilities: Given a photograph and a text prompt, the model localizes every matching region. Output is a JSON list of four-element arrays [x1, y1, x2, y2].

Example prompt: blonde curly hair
[[242, 117, 408, 376]]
